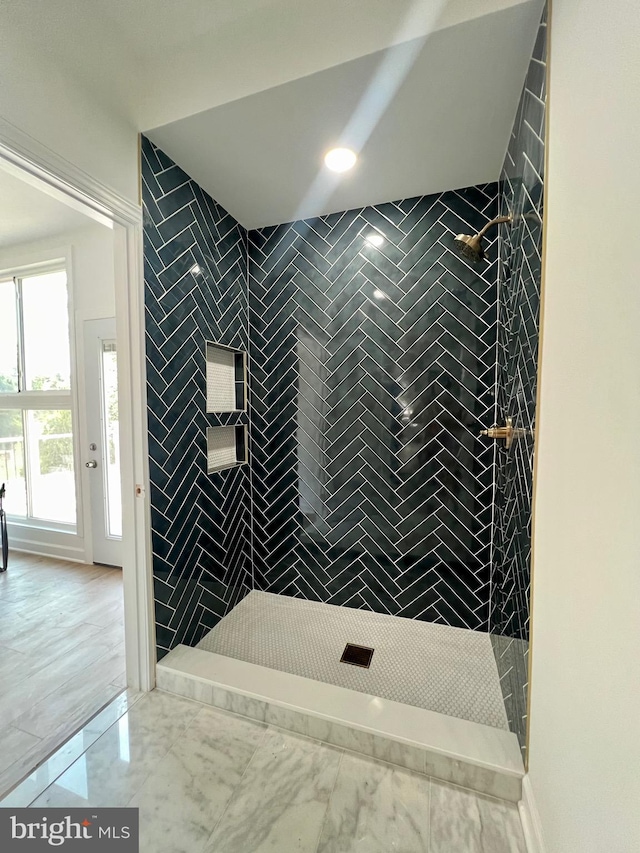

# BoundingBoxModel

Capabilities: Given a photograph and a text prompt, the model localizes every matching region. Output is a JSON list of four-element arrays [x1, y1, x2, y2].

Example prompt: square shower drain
[[340, 643, 374, 668]]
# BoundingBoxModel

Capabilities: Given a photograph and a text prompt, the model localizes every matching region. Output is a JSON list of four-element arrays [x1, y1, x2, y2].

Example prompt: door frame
[[0, 119, 155, 692]]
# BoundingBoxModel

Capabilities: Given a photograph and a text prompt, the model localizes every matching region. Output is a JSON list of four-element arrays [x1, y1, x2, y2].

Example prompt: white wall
[[0, 29, 138, 204], [528, 1, 640, 851], [0, 224, 116, 562]]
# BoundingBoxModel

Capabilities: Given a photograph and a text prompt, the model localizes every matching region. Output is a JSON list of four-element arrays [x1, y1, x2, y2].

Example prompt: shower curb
[[157, 644, 524, 802]]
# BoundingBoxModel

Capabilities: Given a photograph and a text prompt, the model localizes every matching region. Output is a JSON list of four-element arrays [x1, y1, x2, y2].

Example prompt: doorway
[[0, 119, 154, 799], [0, 203, 128, 797]]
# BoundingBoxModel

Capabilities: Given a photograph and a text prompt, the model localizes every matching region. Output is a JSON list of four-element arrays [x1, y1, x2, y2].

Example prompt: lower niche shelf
[[206, 425, 247, 474]]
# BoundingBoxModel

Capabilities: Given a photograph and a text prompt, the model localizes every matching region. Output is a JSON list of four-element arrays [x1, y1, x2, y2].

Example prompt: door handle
[[85, 460, 98, 469]]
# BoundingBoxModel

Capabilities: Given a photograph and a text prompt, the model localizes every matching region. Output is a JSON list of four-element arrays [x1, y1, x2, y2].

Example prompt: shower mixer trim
[[479, 417, 532, 450]]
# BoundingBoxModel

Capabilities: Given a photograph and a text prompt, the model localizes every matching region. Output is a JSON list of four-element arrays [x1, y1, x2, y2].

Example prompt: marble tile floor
[[0, 552, 125, 798], [1, 689, 527, 852]]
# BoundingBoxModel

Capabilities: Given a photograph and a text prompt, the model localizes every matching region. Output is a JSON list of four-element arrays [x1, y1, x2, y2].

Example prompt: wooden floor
[[0, 552, 125, 798]]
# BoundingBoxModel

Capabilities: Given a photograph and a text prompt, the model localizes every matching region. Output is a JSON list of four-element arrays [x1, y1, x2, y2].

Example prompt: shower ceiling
[[147, 0, 544, 228], [3, 0, 543, 227], [1, 1, 540, 128]]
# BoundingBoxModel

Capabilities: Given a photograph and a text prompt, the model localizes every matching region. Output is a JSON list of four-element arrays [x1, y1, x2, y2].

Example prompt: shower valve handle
[[479, 418, 530, 450]]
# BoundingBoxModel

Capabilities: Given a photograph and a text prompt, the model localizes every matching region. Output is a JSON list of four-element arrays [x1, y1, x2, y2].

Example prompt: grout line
[[312, 749, 345, 853], [200, 722, 271, 847], [428, 776, 433, 853]]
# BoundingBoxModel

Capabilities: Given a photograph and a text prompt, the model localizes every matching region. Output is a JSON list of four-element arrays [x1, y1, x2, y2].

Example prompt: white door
[[83, 318, 122, 566]]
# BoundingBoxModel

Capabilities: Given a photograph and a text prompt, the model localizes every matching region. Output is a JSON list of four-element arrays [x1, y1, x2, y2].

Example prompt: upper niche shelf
[[205, 341, 246, 413]]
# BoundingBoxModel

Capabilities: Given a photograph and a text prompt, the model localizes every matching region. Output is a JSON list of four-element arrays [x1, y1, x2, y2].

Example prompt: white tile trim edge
[[519, 774, 546, 853]]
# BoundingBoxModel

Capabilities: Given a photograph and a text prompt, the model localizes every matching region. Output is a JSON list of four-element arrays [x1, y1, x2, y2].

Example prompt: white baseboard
[[6, 517, 87, 564], [10, 545, 85, 563], [519, 774, 546, 853], [9, 539, 87, 563]]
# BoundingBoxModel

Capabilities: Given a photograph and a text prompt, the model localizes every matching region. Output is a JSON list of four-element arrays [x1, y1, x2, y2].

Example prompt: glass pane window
[[0, 264, 75, 527], [0, 409, 26, 516], [22, 271, 71, 390], [102, 342, 122, 538], [0, 280, 19, 392], [27, 409, 76, 524]]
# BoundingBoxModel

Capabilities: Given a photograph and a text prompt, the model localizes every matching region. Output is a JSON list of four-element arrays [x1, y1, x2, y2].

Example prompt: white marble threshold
[[157, 644, 524, 802], [0, 689, 143, 808]]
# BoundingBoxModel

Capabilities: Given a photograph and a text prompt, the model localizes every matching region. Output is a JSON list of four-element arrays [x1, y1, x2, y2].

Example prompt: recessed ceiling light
[[366, 233, 384, 247], [190, 264, 202, 275], [324, 147, 357, 173]]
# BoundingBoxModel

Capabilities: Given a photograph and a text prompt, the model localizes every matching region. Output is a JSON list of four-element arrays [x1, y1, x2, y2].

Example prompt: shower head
[[453, 214, 513, 264], [453, 232, 485, 263]]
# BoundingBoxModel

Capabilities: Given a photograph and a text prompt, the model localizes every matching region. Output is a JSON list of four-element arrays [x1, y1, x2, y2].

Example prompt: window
[[0, 265, 75, 526], [101, 341, 122, 538]]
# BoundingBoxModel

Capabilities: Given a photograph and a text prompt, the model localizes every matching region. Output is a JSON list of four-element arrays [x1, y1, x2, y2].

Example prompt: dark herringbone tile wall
[[248, 185, 500, 631], [491, 2, 547, 757], [142, 137, 251, 659]]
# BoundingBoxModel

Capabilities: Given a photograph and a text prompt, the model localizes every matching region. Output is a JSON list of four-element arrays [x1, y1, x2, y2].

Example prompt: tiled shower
[[143, 4, 545, 764], [248, 185, 498, 629]]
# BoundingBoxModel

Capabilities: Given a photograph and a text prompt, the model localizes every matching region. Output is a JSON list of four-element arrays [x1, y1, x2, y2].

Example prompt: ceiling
[[148, 0, 544, 228], [0, 0, 541, 129], [0, 169, 90, 249], [2, 0, 544, 229]]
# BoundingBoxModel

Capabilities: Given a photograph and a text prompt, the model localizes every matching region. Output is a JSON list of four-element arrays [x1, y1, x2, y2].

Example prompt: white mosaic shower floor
[[197, 592, 508, 730]]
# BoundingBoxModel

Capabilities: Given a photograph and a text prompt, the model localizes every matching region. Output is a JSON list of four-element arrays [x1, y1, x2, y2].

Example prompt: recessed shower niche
[[205, 341, 246, 413], [205, 341, 248, 474], [206, 425, 248, 474]]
